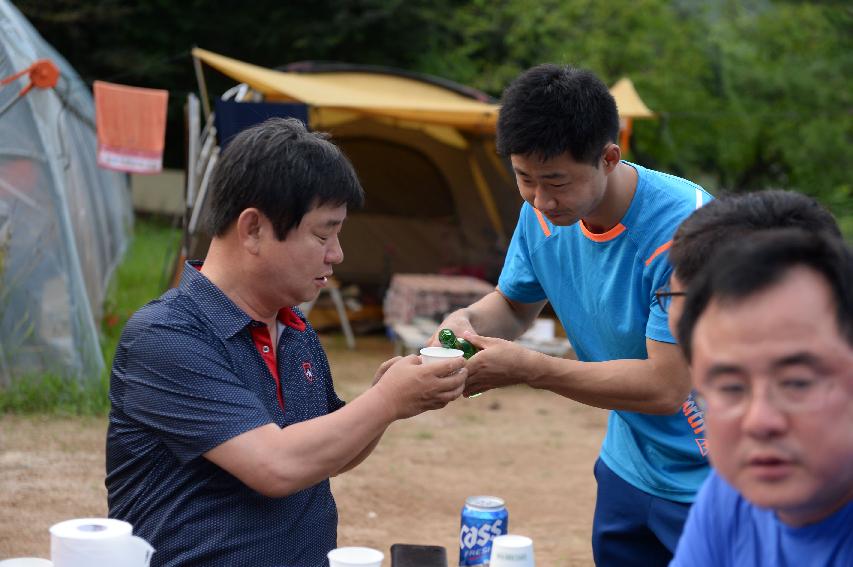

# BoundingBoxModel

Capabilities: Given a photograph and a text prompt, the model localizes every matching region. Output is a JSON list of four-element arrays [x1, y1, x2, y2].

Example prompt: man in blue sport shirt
[[106, 118, 467, 567], [434, 64, 712, 565], [670, 229, 853, 566]]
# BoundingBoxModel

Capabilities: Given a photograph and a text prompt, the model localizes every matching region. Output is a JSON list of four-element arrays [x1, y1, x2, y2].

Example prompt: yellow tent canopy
[[187, 49, 521, 284], [193, 47, 499, 132], [192, 48, 654, 131], [609, 77, 655, 119], [187, 49, 655, 285]]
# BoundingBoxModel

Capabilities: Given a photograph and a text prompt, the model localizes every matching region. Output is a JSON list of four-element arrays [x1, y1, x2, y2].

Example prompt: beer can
[[459, 495, 508, 566]]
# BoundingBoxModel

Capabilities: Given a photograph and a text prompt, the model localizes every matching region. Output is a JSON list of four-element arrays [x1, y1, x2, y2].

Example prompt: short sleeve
[[327, 387, 345, 413], [317, 338, 345, 412], [498, 206, 547, 303], [645, 252, 676, 344], [647, 300, 675, 344], [119, 323, 272, 464]]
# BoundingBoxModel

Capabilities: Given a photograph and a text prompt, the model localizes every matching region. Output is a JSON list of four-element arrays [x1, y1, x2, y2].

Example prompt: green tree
[[418, 0, 850, 229]]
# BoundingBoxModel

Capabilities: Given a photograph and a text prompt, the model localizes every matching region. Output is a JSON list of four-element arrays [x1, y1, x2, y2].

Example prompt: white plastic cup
[[489, 534, 535, 567], [419, 346, 464, 364], [0, 560, 54, 567], [327, 546, 384, 567]]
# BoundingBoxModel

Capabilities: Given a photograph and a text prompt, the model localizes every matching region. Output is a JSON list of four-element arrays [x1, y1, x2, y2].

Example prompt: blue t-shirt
[[498, 162, 712, 502], [671, 470, 853, 566], [106, 263, 346, 567]]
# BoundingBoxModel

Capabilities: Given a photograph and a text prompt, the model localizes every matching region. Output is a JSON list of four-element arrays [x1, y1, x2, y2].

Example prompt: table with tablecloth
[[383, 273, 573, 357], [383, 274, 496, 327]]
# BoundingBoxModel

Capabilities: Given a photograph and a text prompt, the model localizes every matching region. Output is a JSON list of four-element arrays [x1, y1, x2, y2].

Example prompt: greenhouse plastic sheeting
[[0, 1, 132, 384]]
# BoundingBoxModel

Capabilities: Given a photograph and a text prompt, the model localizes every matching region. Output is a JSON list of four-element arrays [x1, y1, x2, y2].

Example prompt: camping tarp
[[187, 49, 653, 286], [0, 1, 132, 384], [187, 51, 521, 285], [193, 48, 500, 132]]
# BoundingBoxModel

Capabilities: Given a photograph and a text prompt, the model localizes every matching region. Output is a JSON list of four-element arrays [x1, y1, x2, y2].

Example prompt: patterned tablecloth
[[382, 273, 496, 327], [383, 273, 573, 357]]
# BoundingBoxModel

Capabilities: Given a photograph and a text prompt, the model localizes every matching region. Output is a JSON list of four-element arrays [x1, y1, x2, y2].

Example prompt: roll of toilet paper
[[50, 518, 154, 567]]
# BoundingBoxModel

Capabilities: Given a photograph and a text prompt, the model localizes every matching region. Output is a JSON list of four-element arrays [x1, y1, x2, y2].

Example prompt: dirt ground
[[0, 335, 607, 566]]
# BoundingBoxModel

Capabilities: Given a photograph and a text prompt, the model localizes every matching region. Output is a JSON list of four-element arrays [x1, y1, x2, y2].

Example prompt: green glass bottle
[[437, 328, 478, 359], [437, 328, 457, 349]]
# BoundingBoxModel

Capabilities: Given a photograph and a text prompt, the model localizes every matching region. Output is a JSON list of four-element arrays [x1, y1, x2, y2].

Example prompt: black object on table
[[390, 543, 448, 567]]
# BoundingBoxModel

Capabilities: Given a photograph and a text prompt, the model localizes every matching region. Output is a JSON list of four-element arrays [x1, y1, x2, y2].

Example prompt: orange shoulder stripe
[[645, 239, 673, 266], [533, 208, 552, 237]]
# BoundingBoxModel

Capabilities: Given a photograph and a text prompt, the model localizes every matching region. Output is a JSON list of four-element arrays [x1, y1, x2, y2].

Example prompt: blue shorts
[[592, 458, 692, 567]]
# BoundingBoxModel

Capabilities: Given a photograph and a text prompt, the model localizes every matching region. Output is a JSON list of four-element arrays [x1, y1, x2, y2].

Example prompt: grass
[[0, 371, 111, 415], [0, 216, 182, 415]]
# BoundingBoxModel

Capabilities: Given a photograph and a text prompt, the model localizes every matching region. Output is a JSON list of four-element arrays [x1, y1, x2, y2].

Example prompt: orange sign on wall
[[94, 81, 169, 174]]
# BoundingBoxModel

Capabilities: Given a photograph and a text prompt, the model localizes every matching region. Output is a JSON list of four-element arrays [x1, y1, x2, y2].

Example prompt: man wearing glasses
[[669, 229, 853, 566], [434, 64, 713, 565], [660, 189, 842, 341]]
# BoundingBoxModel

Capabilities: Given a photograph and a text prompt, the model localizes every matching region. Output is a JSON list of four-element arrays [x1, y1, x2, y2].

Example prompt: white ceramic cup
[[327, 546, 384, 567], [419, 346, 464, 364], [488, 534, 535, 567], [0, 559, 54, 567]]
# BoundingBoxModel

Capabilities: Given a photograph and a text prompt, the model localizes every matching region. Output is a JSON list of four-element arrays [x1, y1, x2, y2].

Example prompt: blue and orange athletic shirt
[[498, 161, 713, 503]]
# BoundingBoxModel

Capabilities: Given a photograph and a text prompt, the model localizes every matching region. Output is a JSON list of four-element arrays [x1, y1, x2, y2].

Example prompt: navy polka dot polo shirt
[[107, 262, 346, 567]]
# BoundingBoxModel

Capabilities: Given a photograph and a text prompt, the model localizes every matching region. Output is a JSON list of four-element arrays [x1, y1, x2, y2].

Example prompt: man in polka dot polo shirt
[[106, 117, 467, 567]]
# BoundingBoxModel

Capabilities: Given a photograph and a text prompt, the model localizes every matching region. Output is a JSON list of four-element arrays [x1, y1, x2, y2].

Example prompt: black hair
[[678, 228, 853, 362], [670, 190, 841, 286], [205, 117, 364, 239], [495, 64, 620, 165]]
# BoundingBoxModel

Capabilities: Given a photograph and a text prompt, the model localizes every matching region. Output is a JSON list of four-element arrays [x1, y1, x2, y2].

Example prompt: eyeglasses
[[694, 375, 837, 419], [654, 285, 686, 314]]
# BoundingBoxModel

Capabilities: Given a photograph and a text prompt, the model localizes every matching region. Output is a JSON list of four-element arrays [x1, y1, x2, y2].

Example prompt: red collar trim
[[279, 307, 307, 332]]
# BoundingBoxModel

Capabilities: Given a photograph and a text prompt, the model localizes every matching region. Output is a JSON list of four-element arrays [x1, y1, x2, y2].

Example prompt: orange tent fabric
[[94, 80, 169, 173]]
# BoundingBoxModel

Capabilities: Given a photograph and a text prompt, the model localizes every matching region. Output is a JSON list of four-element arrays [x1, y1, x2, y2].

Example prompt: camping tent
[[0, 1, 132, 385], [186, 48, 653, 286]]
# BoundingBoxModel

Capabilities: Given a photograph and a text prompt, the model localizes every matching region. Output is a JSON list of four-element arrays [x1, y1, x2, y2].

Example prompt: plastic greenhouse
[[0, 1, 132, 385]]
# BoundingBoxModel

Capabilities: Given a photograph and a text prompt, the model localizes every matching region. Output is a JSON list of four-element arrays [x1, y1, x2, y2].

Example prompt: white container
[[0, 560, 54, 567], [327, 546, 384, 567], [489, 534, 535, 567], [419, 346, 464, 364], [49, 518, 153, 567]]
